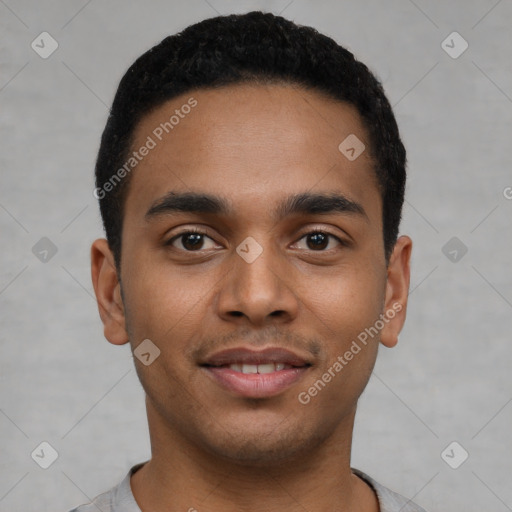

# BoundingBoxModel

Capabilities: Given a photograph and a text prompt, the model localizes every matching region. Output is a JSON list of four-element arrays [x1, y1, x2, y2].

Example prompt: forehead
[[124, 83, 380, 225]]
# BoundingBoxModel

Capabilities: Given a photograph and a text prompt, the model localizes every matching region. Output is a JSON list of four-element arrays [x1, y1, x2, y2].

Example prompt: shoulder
[[67, 486, 114, 512], [352, 468, 429, 512], [67, 462, 146, 512], [67, 489, 112, 512]]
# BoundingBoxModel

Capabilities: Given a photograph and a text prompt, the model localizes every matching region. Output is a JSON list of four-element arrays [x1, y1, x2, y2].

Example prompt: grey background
[[1, 1, 511, 511]]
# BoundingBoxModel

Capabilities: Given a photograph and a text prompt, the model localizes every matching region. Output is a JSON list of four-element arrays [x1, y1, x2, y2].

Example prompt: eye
[[293, 231, 345, 251], [166, 229, 219, 251], [165, 228, 347, 253]]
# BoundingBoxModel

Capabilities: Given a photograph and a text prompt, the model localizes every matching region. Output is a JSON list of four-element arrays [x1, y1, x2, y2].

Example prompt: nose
[[215, 237, 299, 327]]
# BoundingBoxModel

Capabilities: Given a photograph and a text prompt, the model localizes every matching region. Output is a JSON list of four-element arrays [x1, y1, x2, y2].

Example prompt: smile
[[226, 362, 293, 373], [201, 347, 312, 398]]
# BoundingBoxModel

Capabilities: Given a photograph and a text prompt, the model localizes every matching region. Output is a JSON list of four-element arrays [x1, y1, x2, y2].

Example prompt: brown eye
[[179, 233, 205, 251], [295, 231, 344, 251], [167, 230, 218, 251], [307, 232, 329, 250]]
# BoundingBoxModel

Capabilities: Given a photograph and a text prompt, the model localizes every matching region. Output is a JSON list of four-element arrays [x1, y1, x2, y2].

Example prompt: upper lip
[[201, 347, 312, 367]]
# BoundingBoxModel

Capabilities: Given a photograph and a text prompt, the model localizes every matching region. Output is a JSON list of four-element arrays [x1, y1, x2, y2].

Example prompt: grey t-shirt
[[69, 463, 428, 512]]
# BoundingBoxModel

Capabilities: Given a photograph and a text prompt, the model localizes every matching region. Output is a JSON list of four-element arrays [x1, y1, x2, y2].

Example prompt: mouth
[[200, 347, 312, 399], [220, 362, 296, 373]]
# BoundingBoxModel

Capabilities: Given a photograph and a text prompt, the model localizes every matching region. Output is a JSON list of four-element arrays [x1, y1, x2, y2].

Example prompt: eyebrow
[[145, 191, 368, 221]]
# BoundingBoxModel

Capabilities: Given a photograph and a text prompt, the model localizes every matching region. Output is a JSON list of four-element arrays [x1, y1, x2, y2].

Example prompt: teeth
[[228, 363, 290, 374], [257, 363, 275, 374], [242, 364, 258, 374]]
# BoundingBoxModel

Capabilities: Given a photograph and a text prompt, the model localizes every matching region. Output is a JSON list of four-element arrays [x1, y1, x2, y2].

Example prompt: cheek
[[302, 266, 384, 403], [306, 262, 385, 339], [121, 251, 212, 344], [121, 260, 207, 401], [300, 271, 384, 412]]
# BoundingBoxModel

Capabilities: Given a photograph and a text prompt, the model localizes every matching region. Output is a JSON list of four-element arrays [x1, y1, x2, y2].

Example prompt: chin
[[198, 419, 329, 468], [206, 439, 307, 467]]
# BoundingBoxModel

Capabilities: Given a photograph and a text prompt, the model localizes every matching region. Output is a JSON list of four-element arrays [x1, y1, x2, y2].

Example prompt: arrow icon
[[441, 441, 468, 469], [442, 236, 468, 263], [32, 237, 58, 262], [441, 32, 468, 59], [134, 339, 161, 365], [339, 134, 365, 161], [31, 32, 59, 59], [31, 441, 59, 468], [236, 237, 263, 263]]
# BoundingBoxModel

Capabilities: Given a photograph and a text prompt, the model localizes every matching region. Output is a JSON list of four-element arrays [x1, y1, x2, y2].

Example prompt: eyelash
[[165, 227, 347, 253]]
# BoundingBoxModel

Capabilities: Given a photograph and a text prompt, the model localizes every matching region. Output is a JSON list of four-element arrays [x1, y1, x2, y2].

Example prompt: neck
[[131, 397, 379, 512]]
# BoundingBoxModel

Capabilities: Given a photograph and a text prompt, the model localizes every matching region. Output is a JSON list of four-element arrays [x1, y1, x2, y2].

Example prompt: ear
[[90, 238, 129, 345], [380, 235, 412, 348]]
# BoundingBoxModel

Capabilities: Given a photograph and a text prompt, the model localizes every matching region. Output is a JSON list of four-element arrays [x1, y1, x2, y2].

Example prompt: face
[[91, 83, 411, 466]]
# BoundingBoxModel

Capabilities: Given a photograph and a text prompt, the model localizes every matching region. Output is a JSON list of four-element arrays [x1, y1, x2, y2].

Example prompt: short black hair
[[95, 10, 406, 271]]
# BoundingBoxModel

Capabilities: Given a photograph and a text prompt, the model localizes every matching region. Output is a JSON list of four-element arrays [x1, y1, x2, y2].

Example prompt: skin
[[91, 83, 412, 512]]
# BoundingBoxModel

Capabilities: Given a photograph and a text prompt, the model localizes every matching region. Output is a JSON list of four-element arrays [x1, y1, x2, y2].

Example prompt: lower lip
[[203, 366, 309, 399]]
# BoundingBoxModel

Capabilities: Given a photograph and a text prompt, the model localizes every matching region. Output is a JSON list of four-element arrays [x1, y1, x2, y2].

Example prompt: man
[[71, 10, 425, 512]]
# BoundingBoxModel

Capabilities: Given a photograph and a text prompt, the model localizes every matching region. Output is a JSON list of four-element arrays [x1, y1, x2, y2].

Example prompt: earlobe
[[90, 238, 129, 345], [380, 235, 412, 348]]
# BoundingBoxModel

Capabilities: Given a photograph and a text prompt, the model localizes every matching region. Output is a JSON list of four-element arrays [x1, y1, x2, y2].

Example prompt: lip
[[201, 347, 311, 399], [202, 347, 311, 367]]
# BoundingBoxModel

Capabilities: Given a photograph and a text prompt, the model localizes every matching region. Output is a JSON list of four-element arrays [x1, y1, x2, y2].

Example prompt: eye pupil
[[182, 233, 203, 250], [172, 231, 338, 253], [307, 232, 328, 250]]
